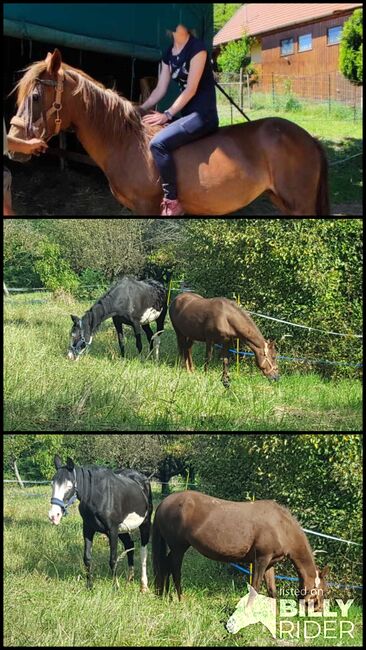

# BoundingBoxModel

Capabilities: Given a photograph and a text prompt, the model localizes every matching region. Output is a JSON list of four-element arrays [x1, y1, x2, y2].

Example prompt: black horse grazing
[[169, 292, 279, 386], [68, 277, 167, 361], [153, 491, 328, 610], [49, 455, 153, 591]]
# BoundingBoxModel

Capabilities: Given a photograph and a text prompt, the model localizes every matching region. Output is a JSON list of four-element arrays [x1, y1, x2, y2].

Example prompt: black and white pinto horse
[[48, 455, 153, 592], [67, 277, 167, 361]]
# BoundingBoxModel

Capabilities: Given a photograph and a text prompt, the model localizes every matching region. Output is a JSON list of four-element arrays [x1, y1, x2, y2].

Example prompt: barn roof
[[213, 3, 362, 46], [4, 3, 213, 61]]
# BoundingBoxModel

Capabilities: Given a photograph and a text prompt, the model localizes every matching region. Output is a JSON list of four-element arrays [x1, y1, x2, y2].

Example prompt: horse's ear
[[66, 457, 75, 472], [320, 565, 330, 579], [54, 454, 62, 469], [71, 314, 79, 325], [46, 48, 62, 75]]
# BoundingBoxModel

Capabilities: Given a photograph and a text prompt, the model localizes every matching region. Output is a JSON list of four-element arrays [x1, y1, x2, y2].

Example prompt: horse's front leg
[[112, 316, 125, 358], [204, 341, 213, 372], [83, 523, 95, 589], [222, 343, 230, 387], [109, 526, 120, 588]]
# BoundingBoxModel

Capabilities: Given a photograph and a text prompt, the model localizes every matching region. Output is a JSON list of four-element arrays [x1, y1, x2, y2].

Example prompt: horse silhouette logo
[[227, 585, 277, 637]]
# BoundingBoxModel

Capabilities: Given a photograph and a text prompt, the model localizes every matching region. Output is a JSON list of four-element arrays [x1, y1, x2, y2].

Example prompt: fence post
[[249, 493, 255, 585], [167, 276, 173, 306]]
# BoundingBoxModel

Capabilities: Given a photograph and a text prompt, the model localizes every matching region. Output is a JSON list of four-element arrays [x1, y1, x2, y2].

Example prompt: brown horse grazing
[[169, 292, 279, 386], [9, 49, 330, 216], [152, 491, 329, 610]]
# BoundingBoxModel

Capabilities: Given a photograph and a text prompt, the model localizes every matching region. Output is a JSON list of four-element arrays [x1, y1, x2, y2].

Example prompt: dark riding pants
[[149, 111, 219, 200]]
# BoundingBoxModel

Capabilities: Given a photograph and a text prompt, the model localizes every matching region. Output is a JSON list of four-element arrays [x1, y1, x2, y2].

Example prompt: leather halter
[[10, 68, 64, 141]]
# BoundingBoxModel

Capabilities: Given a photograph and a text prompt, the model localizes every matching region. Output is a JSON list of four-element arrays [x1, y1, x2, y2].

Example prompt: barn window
[[280, 38, 294, 56], [298, 33, 312, 52], [327, 26, 342, 45]]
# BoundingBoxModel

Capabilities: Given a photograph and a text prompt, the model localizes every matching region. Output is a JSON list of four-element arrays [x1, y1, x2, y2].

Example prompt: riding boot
[[160, 198, 185, 216]]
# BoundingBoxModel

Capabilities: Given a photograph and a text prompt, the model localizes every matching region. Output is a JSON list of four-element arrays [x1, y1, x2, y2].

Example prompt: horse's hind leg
[[264, 566, 276, 598], [169, 546, 188, 601], [186, 339, 195, 373]]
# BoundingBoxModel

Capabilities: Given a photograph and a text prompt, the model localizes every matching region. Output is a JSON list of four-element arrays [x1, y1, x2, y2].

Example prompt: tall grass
[[4, 294, 362, 431]]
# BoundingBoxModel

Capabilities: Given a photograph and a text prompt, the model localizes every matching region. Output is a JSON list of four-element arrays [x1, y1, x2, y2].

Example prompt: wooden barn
[[4, 2, 213, 167], [213, 3, 362, 105]]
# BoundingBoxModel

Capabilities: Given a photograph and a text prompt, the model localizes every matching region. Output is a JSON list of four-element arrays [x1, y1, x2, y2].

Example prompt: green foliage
[[339, 8, 363, 84], [175, 219, 362, 377], [75, 268, 108, 301], [3, 220, 43, 288], [4, 434, 63, 479], [217, 36, 252, 73], [34, 242, 80, 293], [214, 3, 242, 33]]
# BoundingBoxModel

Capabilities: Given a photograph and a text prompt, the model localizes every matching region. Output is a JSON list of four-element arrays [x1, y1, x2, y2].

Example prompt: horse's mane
[[14, 60, 160, 151]]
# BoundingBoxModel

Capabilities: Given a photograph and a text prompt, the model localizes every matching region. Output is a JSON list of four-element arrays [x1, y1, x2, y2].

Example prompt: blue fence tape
[[215, 345, 363, 368], [229, 563, 363, 590]]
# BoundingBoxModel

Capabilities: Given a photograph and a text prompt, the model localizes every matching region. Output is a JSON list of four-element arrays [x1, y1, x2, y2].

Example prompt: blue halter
[[51, 468, 78, 516]]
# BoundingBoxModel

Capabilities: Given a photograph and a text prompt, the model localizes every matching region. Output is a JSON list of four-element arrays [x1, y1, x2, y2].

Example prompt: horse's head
[[68, 314, 91, 361], [9, 49, 69, 162], [48, 455, 78, 525], [256, 340, 279, 381], [303, 566, 329, 612]]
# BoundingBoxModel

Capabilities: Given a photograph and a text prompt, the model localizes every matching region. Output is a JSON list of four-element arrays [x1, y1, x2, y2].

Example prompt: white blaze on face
[[118, 512, 145, 533], [315, 571, 321, 589], [140, 307, 162, 325], [48, 479, 73, 525]]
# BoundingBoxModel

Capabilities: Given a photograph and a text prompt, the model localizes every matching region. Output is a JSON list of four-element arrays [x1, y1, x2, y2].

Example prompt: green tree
[[214, 3, 243, 33], [217, 36, 252, 73], [339, 8, 363, 84]]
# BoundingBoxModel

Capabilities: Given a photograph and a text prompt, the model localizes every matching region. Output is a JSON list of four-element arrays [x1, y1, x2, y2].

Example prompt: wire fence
[[216, 70, 363, 122]]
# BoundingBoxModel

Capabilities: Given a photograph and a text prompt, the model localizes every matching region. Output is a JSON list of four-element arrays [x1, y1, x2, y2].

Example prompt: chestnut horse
[[169, 292, 279, 385], [9, 49, 329, 216], [152, 491, 329, 610]]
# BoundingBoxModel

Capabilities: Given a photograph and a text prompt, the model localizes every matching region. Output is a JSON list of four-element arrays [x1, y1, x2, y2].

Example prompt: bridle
[[261, 341, 277, 374], [50, 467, 78, 516], [70, 319, 92, 358], [10, 68, 64, 142]]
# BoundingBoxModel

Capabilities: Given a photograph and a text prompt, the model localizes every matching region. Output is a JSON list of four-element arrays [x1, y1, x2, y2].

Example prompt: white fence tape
[[302, 527, 362, 546], [246, 310, 363, 338]]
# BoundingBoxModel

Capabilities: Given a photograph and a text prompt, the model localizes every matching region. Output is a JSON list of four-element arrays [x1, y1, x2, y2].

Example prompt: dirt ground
[[7, 157, 363, 217]]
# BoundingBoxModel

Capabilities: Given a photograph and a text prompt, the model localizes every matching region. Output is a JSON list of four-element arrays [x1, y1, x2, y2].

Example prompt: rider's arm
[[166, 51, 207, 117], [141, 62, 171, 111]]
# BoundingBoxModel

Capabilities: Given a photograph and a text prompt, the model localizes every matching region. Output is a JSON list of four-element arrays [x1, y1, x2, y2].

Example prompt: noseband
[[10, 68, 64, 142], [51, 467, 78, 516], [70, 319, 91, 358]]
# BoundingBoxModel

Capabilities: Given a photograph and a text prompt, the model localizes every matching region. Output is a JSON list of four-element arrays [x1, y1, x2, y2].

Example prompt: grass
[[4, 484, 363, 647], [4, 293, 362, 431], [217, 93, 363, 207]]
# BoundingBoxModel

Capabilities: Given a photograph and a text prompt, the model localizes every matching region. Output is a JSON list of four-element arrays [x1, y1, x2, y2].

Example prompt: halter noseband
[[70, 319, 92, 358], [10, 68, 64, 142], [51, 467, 78, 516]]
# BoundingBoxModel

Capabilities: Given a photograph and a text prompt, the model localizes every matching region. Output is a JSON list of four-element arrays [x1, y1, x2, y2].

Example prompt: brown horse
[[152, 491, 329, 610], [169, 292, 279, 385], [9, 49, 330, 216]]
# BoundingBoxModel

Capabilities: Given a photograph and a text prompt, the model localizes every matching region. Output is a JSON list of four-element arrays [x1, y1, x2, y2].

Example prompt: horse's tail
[[152, 508, 169, 596], [315, 139, 330, 216]]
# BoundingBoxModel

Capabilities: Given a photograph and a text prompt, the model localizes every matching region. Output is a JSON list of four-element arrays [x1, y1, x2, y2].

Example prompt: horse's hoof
[[140, 585, 149, 594], [222, 379, 230, 388]]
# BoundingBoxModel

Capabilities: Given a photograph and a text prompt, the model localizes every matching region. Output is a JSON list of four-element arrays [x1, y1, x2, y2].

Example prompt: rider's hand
[[142, 111, 169, 126]]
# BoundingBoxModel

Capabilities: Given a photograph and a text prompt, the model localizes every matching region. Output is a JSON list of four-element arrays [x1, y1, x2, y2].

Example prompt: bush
[[34, 242, 80, 293]]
